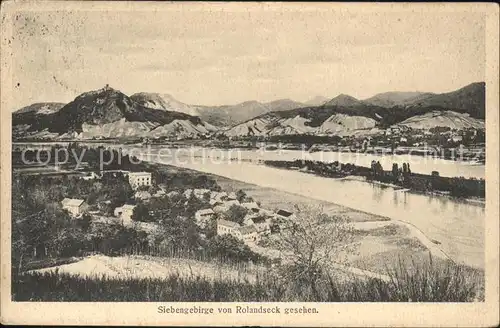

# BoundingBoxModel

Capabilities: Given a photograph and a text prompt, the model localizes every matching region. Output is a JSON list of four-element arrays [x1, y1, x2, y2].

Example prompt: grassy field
[[14, 255, 483, 302]]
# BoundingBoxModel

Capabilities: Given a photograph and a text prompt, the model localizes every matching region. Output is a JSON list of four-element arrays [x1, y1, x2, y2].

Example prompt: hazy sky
[[10, 4, 485, 110]]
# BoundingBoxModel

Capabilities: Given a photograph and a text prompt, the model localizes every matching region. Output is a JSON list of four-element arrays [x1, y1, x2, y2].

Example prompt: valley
[[10, 81, 487, 302]]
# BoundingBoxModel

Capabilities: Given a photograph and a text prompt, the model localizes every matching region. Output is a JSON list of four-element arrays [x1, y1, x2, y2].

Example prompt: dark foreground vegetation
[[13, 256, 483, 302], [264, 159, 485, 199]]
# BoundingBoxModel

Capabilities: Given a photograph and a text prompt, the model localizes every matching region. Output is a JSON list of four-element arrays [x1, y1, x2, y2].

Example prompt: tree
[[270, 205, 357, 300], [236, 189, 247, 203], [78, 214, 92, 232], [207, 234, 261, 263], [131, 203, 152, 222], [185, 193, 210, 218], [392, 163, 399, 177], [225, 204, 248, 225]]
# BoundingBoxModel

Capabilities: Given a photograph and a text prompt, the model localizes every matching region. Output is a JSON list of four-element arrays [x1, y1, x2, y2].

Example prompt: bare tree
[[270, 205, 357, 299]]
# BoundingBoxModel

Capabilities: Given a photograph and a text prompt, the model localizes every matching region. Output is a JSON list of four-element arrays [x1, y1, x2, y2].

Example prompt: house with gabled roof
[[61, 198, 88, 217], [241, 201, 260, 212]]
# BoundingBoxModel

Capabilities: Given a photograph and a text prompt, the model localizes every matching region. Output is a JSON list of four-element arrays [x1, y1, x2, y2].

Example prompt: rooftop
[[241, 201, 259, 209], [251, 216, 267, 224], [276, 209, 293, 217], [61, 198, 85, 207], [239, 225, 257, 234], [197, 208, 215, 215], [129, 171, 151, 177], [217, 219, 240, 229]]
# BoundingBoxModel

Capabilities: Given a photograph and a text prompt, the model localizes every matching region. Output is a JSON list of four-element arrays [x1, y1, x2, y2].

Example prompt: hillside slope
[[404, 82, 485, 118], [364, 92, 434, 108], [13, 102, 66, 115], [394, 111, 485, 130], [224, 104, 383, 137], [196, 99, 306, 128], [130, 92, 200, 116], [324, 94, 366, 107]]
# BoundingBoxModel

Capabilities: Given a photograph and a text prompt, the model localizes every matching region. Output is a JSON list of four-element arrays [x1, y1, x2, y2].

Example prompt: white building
[[114, 204, 136, 223], [217, 219, 241, 239], [61, 198, 87, 217], [128, 172, 152, 189]]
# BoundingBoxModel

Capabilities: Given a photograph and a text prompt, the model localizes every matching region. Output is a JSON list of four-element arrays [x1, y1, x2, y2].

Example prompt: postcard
[[1, 1, 498, 326]]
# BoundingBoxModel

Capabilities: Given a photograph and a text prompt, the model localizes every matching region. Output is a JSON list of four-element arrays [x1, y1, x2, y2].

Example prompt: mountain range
[[12, 82, 485, 140], [224, 82, 485, 137]]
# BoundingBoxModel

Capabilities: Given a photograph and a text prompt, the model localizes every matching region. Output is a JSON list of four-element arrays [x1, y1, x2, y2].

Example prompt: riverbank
[[263, 159, 485, 200], [344, 175, 486, 206]]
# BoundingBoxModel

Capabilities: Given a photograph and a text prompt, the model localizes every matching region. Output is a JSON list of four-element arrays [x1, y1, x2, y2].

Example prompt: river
[[131, 146, 485, 178], [109, 145, 484, 269]]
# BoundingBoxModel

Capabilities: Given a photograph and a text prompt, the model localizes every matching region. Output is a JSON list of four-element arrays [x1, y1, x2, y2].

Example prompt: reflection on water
[[372, 184, 384, 203]]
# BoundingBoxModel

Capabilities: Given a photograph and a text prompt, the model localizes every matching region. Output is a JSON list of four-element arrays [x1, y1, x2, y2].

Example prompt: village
[[60, 169, 295, 247]]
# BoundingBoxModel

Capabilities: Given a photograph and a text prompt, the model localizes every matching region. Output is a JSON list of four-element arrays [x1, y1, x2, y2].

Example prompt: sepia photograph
[[1, 1, 498, 326]]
